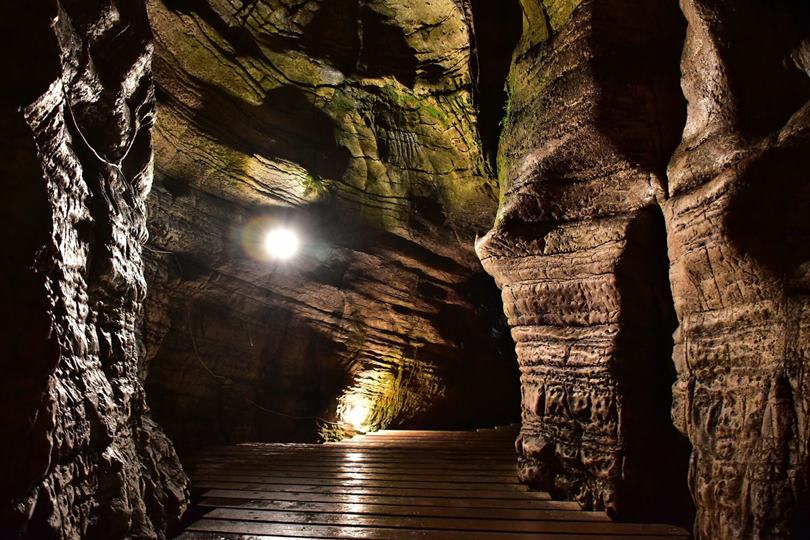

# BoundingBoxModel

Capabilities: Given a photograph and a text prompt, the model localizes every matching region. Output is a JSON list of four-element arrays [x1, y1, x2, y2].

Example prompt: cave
[[2, 1, 809, 539]]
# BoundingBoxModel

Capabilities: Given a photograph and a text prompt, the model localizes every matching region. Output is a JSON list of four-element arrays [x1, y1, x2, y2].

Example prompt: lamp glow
[[264, 227, 299, 260], [342, 401, 370, 431]]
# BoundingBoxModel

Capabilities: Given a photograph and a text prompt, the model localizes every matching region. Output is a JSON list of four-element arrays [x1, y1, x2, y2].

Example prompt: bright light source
[[264, 227, 299, 260], [342, 401, 370, 431]]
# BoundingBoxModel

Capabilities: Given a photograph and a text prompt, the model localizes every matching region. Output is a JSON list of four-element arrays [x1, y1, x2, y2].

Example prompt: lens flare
[[264, 227, 299, 260], [341, 398, 370, 431]]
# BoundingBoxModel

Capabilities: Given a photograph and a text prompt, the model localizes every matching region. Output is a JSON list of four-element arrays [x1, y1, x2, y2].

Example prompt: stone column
[[476, 0, 692, 524], [665, 1, 810, 537], [0, 1, 188, 537]]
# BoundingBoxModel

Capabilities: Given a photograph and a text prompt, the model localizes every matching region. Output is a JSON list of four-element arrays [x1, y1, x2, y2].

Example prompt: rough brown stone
[[476, 0, 694, 525], [142, 0, 521, 452], [478, 0, 810, 536], [0, 1, 188, 537], [666, 1, 810, 537]]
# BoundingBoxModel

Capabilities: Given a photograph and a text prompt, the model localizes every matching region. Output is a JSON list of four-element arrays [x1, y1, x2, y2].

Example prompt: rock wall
[[477, 0, 693, 525], [478, 0, 810, 536], [143, 0, 521, 453], [0, 1, 187, 538], [666, 1, 810, 538]]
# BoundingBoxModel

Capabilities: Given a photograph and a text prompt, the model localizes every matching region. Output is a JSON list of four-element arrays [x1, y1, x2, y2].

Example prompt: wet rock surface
[[4, 1, 808, 538], [0, 1, 188, 538], [478, 0, 809, 536], [143, 0, 521, 453], [666, 1, 810, 537], [478, 0, 692, 525]]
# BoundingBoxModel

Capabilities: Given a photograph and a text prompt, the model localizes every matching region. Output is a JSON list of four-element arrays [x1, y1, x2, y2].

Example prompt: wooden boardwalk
[[177, 428, 689, 539]]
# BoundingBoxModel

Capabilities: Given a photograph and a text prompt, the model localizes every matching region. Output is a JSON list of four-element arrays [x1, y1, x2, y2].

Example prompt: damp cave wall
[[477, 0, 693, 526], [2, 0, 809, 539], [141, 0, 523, 454], [0, 1, 188, 538], [477, 0, 810, 537]]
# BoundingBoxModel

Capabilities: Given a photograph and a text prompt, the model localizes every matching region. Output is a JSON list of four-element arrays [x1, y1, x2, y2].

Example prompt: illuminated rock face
[[478, 0, 810, 536], [476, 0, 692, 524], [666, 2, 810, 537], [142, 0, 522, 451], [5, 1, 807, 537], [0, 1, 187, 537]]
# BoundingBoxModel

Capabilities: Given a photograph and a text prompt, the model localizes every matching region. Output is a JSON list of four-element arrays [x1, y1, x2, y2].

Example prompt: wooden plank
[[359, 432, 515, 437], [189, 453, 515, 464], [202, 508, 688, 536], [200, 489, 580, 510], [175, 532, 293, 540], [198, 497, 610, 522], [353, 437, 514, 443], [204, 442, 515, 451], [340, 438, 513, 444], [188, 453, 516, 466], [191, 449, 513, 458], [178, 430, 689, 540], [189, 467, 521, 483], [190, 465, 518, 479], [340, 440, 513, 446], [191, 448, 516, 460], [189, 459, 517, 474], [342, 434, 514, 440], [359, 432, 513, 438], [329, 440, 513, 447], [186, 518, 686, 539], [191, 481, 551, 500], [187, 454, 517, 469], [192, 455, 515, 467], [324, 443, 513, 449], [237, 437, 513, 444], [361, 429, 515, 434], [191, 474, 529, 491]]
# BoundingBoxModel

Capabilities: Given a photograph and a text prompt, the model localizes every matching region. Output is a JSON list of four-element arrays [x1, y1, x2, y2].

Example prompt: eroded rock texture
[[666, 1, 810, 537], [0, 1, 188, 538], [479, 0, 810, 536], [143, 0, 520, 453], [476, 0, 693, 525]]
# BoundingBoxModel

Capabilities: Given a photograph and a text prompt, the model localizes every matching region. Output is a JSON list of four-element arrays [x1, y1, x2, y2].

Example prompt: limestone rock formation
[[142, 0, 520, 452], [666, 1, 810, 537], [478, 0, 810, 536], [477, 0, 694, 525], [0, 1, 188, 537]]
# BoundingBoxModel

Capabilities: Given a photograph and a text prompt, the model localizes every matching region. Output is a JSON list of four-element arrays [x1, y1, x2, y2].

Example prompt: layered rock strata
[[665, 1, 810, 537], [143, 0, 520, 452], [477, 0, 693, 525], [1, 1, 188, 538], [479, 0, 810, 536]]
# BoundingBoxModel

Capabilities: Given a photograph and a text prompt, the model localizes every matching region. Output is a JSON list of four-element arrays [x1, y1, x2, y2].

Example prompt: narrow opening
[[469, 0, 522, 169], [614, 205, 695, 529]]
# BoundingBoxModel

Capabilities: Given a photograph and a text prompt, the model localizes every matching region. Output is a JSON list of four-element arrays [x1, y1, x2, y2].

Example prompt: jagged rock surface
[[478, 0, 810, 536], [143, 0, 520, 453], [666, 1, 810, 538], [476, 0, 693, 525], [0, 1, 188, 538]]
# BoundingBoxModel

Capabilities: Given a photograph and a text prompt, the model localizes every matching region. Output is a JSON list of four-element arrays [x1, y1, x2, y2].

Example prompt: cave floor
[[176, 428, 689, 539]]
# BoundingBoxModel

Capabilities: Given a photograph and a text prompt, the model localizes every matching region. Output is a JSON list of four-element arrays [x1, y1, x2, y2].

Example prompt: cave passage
[[3, 0, 808, 539]]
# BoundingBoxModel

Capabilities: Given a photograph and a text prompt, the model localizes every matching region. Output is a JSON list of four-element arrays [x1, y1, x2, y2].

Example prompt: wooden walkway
[[177, 428, 689, 539]]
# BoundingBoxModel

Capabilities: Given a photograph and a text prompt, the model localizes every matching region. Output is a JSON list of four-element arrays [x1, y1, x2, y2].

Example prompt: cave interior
[[2, 0, 809, 539]]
